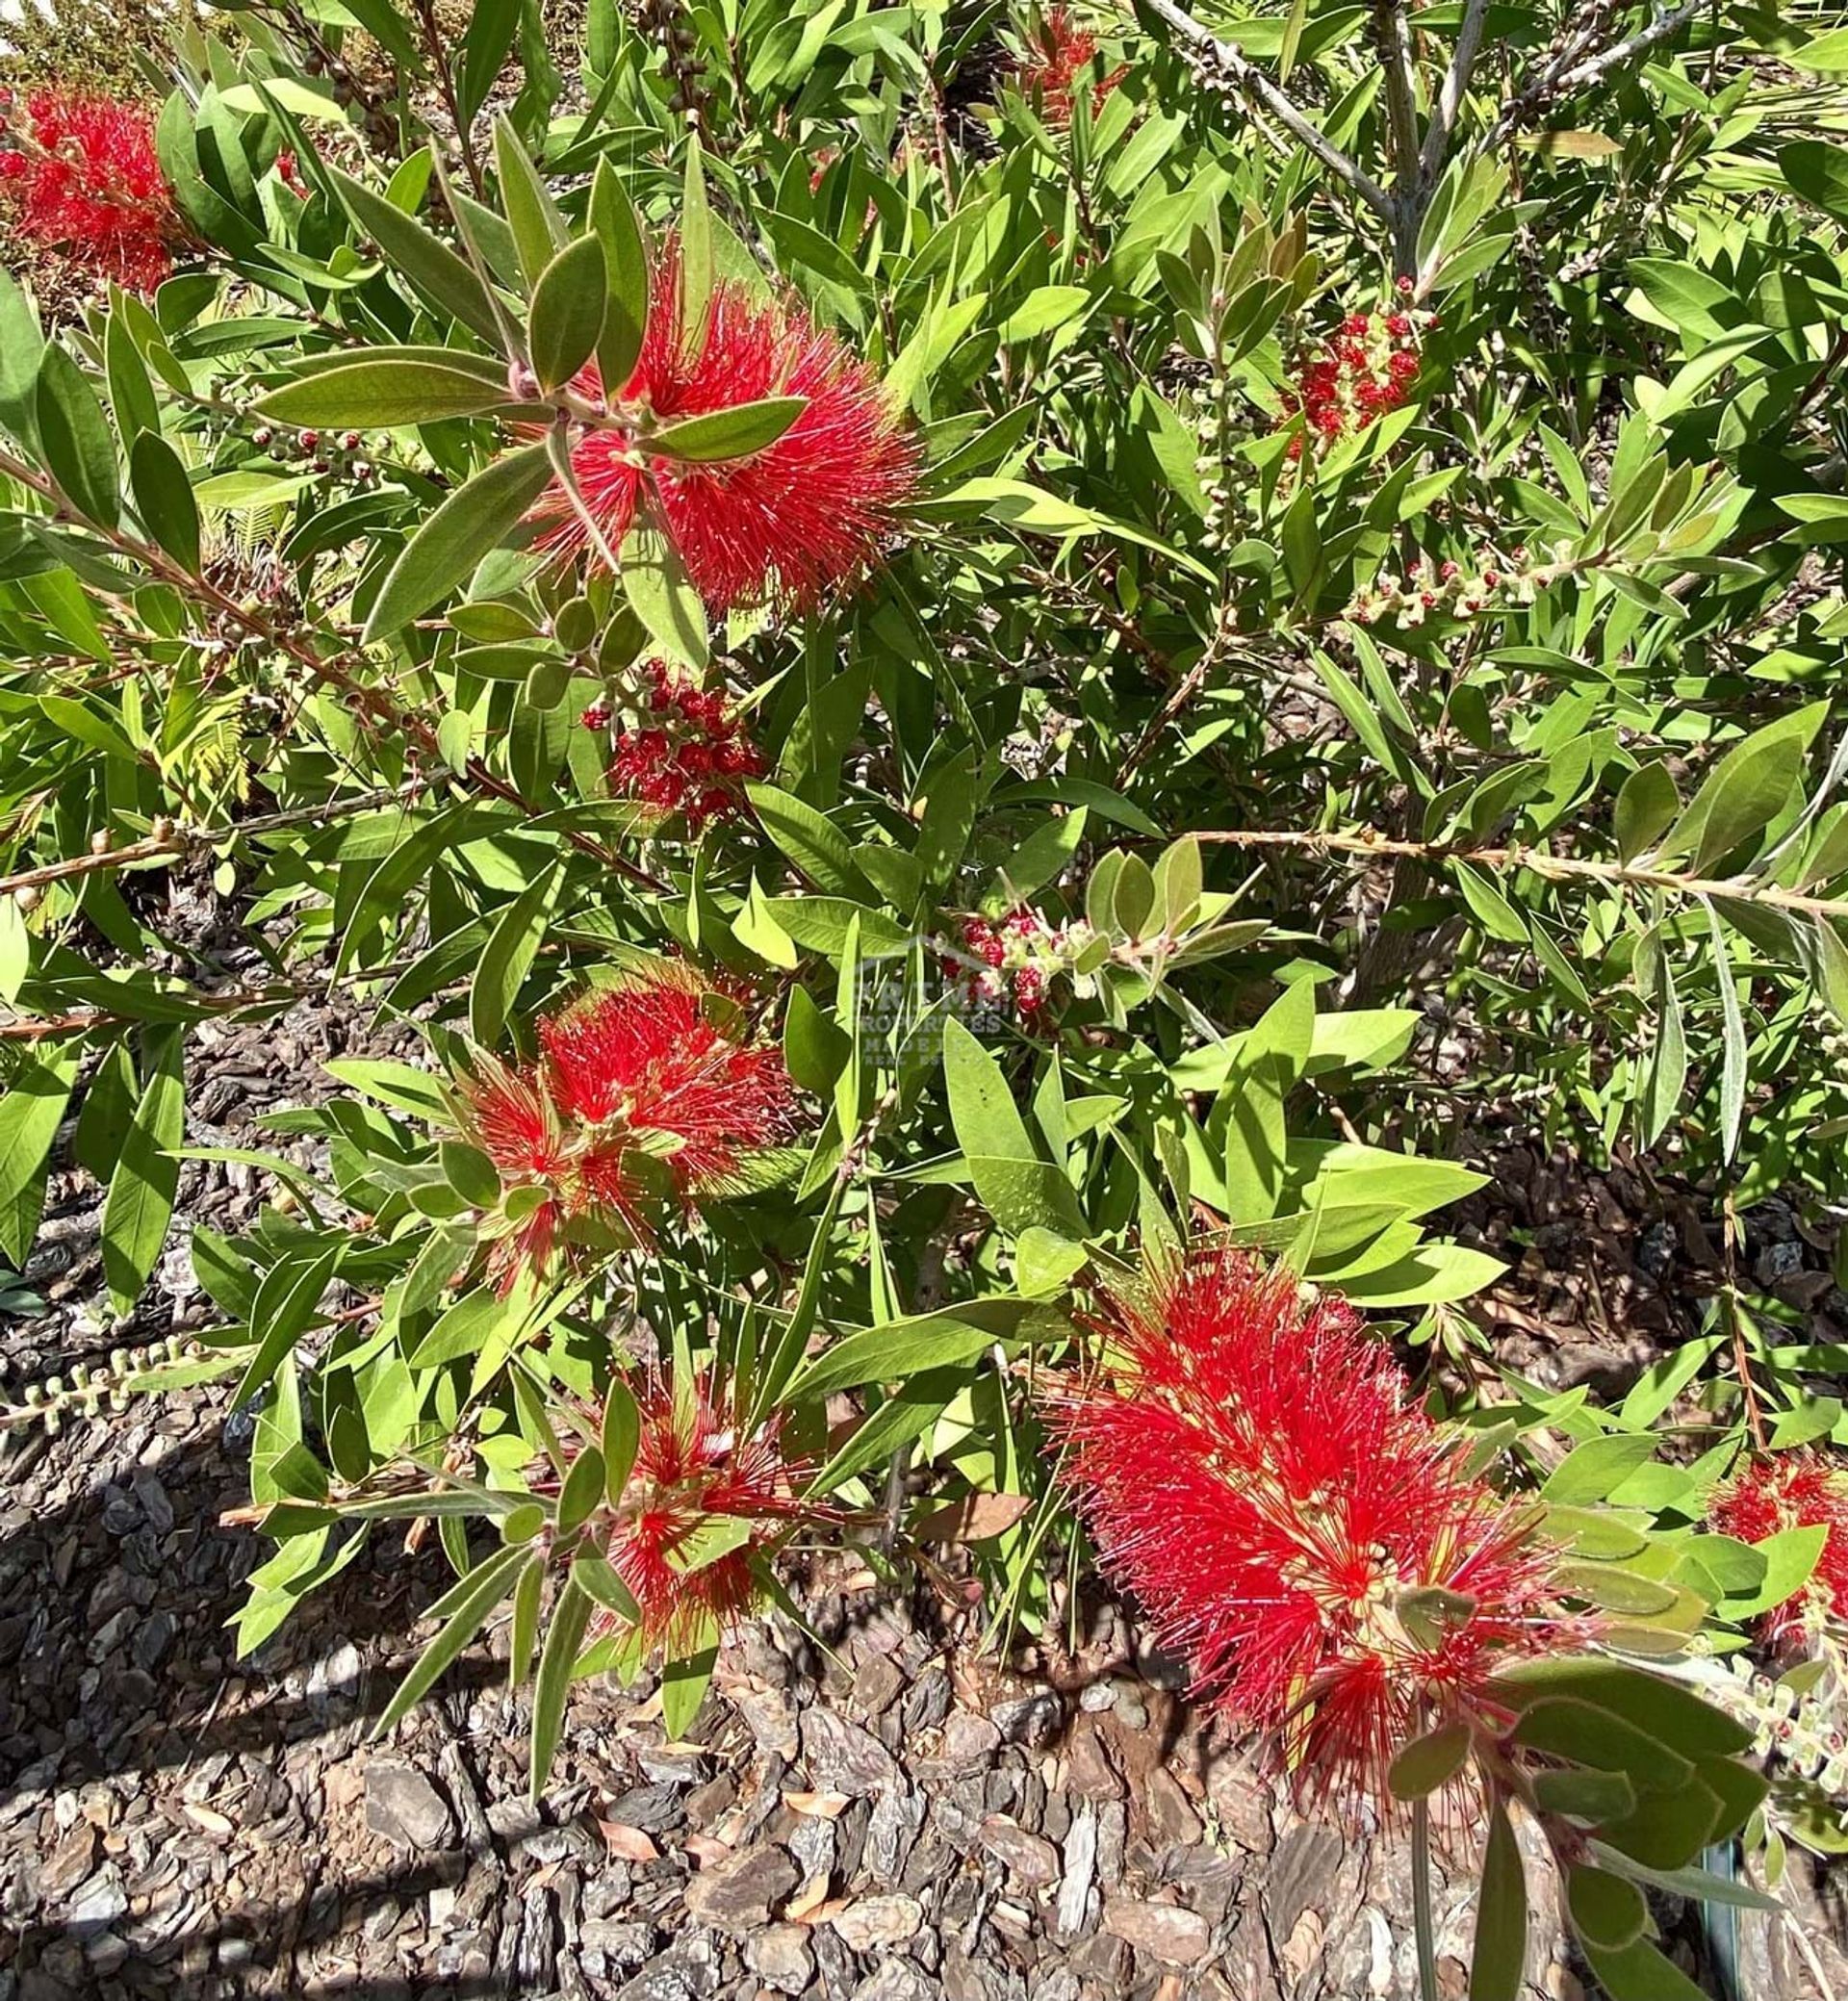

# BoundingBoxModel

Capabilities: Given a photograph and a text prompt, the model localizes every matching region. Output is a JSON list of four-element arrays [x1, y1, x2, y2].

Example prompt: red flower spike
[[1710, 1449, 1848, 1646], [1, 91, 176, 291], [453, 965, 793, 1288], [599, 1374, 820, 1654], [1012, 7, 1127, 128], [1043, 1250, 1580, 1807], [531, 244, 919, 611]]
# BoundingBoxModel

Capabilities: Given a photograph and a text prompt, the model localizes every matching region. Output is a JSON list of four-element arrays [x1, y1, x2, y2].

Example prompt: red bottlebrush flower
[[531, 244, 918, 612], [1013, 7, 1127, 128], [598, 1374, 819, 1653], [1710, 1449, 1848, 1646], [606, 660, 763, 831], [0, 91, 176, 291], [1043, 1249, 1578, 1805], [538, 964, 792, 1192], [452, 964, 794, 1288]]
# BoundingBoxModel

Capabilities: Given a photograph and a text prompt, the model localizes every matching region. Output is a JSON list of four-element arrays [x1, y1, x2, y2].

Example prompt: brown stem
[[1191, 825, 1848, 923], [0, 446, 666, 894]]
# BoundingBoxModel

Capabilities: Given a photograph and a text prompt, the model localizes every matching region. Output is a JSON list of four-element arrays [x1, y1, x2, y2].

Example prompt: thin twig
[[0, 445, 666, 894], [1477, 1, 1700, 158], [0, 783, 424, 898], [1191, 824, 1848, 923], [1138, 0, 1396, 221], [1420, 0, 1493, 187]]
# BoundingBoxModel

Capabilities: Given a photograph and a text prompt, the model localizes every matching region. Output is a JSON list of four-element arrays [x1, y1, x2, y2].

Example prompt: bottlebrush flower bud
[[1042, 1247, 1586, 1806]]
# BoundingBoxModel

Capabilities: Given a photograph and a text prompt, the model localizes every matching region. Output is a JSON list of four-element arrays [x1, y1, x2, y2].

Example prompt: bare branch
[[1478, 0, 1700, 158], [1419, 0, 1493, 187], [1138, 0, 1396, 221]]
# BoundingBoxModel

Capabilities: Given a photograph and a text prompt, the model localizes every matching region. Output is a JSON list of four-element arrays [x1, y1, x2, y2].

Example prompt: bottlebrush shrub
[[6, 1, 1848, 1988]]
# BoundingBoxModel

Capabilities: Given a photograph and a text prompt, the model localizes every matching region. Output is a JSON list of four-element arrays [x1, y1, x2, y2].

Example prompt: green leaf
[[257, 358, 514, 426], [651, 397, 808, 463], [104, 303, 160, 444], [1541, 1434, 1659, 1503], [408, 1288, 519, 1369], [943, 1018, 1088, 1239], [1386, 1721, 1472, 1799], [494, 115, 567, 291], [745, 782, 869, 898], [470, 860, 560, 1046], [36, 345, 118, 528], [789, 1297, 1056, 1398], [557, 1446, 604, 1533], [1468, 1802, 1526, 2001], [0, 1050, 78, 1267], [1496, 1657, 1753, 1757], [1568, 1865, 1646, 1954], [129, 431, 201, 573], [603, 1378, 641, 1503], [1510, 1698, 1692, 1794], [459, 0, 523, 123], [1222, 978, 1314, 1226], [529, 1575, 594, 1798], [1726, 1521, 1828, 1618], [0, 268, 45, 436], [680, 136, 713, 354], [1613, 758, 1680, 863], [661, 1633, 718, 1740], [101, 1027, 185, 1312], [1530, 1767, 1637, 1822], [363, 442, 553, 640], [528, 235, 606, 392], [233, 1241, 346, 1406], [1658, 702, 1829, 872], [589, 158, 649, 391], [572, 1547, 640, 1619], [376, 1543, 526, 1736], [620, 522, 708, 669], [328, 163, 501, 343]]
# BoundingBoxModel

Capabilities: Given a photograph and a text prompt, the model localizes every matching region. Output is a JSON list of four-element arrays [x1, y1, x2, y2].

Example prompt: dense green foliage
[[8, 0, 1848, 1985]]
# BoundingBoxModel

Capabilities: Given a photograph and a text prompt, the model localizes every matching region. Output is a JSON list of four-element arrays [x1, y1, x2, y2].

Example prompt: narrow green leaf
[[528, 235, 607, 392], [129, 431, 201, 573], [603, 1378, 641, 1503], [0, 1050, 78, 1266], [557, 1446, 605, 1534], [651, 396, 808, 463], [363, 442, 553, 640], [469, 860, 560, 1046], [1468, 1801, 1527, 2001], [528, 1574, 593, 1799], [36, 345, 118, 527], [589, 157, 649, 391], [101, 1027, 185, 1312], [376, 1543, 526, 1735], [329, 163, 501, 342], [257, 359, 514, 426], [494, 115, 566, 291]]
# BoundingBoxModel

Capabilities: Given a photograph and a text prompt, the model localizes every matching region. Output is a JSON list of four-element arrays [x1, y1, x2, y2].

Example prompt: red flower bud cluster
[[1710, 1449, 1848, 1649], [948, 909, 1098, 1023], [452, 965, 793, 1289], [1281, 281, 1431, 460], [1044, 1247, 1585, 1806], [532, 239, 919, 612], [589, 660, 764, 832], [1348, 546, 1530, 627], [0, 90, 177, 292], [1012, 7, 1127, 128], [275, 149, 307, 198]]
